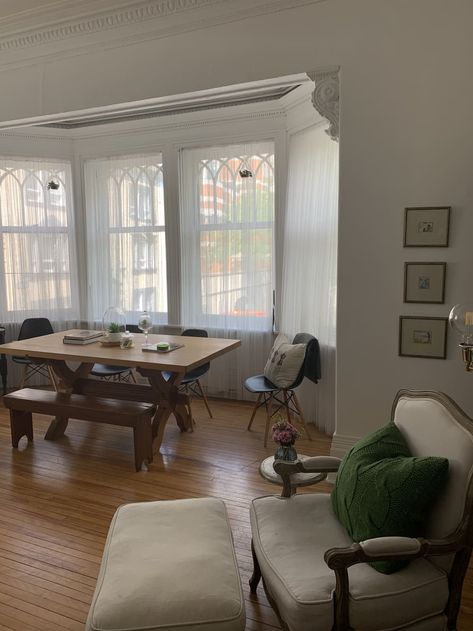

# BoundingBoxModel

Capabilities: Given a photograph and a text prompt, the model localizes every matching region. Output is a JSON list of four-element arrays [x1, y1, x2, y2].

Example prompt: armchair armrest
[[324, 533, 467, 631], [273, 456, 341, 497], [325, 533, 464, 570]]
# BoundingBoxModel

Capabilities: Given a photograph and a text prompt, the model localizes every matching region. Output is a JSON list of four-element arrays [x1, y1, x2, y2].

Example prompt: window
[[180, 142, 275, 331], [84, 154, 167, 324], [0, 158, 78, 320]]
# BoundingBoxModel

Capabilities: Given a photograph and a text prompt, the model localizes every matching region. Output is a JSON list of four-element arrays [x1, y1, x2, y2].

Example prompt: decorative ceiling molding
[[307, 68, 340, 142], [0, 0, 329, 52], [0, 0, 218, 50]]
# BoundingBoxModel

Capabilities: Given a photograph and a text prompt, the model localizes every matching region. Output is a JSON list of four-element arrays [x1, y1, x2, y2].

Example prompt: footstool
[[86, 497, 246, 631]]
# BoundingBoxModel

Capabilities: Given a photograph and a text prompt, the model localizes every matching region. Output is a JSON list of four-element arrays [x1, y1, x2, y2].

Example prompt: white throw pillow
[[263, 334, 306, 388]]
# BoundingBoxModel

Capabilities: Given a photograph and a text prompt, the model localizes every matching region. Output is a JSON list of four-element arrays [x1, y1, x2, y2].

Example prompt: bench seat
[[86, 497, 246, 631], [4, 388, 155, 471]]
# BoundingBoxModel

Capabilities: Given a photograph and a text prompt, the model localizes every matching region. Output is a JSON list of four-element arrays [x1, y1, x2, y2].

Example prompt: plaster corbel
[[307, 68, 340, 141]]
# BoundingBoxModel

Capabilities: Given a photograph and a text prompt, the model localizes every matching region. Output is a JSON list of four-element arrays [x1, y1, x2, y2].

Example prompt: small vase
[[274, 442, 298, 462]]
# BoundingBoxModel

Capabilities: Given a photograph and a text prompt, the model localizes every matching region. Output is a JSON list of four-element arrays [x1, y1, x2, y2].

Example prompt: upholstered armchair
[[249, 390, 473, 631]]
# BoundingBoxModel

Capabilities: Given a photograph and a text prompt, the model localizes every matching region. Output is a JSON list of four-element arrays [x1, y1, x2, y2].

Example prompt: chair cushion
[[244, 374, 279, 393], [331, 423, 449, 573], [87, 497, 245, 631], [263, 334, 306, 388], [91, 364, 131, 377], [250, 493, 448, 631]]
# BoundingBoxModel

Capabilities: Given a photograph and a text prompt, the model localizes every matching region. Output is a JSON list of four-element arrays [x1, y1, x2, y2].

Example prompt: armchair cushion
[[331, 423, 449, 573], [250, 493, 449, 631], [263, 334, 306, 388]]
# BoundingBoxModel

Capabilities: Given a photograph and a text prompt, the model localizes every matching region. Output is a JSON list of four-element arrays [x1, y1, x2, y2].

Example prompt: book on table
[[63, 330, 104, 344]]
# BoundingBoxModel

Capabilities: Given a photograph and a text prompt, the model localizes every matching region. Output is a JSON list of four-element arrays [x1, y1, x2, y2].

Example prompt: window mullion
[[163, 144, 181, 326]]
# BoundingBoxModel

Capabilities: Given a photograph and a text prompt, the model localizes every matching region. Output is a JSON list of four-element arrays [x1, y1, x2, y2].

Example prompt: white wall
[[1, 0, 472, 450]]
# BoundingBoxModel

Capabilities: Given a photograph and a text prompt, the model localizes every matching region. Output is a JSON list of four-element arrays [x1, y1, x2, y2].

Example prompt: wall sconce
[[449, 304, 473, 371]]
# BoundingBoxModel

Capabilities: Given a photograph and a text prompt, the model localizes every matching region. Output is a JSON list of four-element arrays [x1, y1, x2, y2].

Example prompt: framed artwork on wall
[[399, 316, 448, 359], [404, 262, 446, 304], [404, 206, 451, 247]]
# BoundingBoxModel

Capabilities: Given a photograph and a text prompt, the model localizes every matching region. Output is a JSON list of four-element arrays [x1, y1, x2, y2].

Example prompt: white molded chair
[[249, 390, 473, 631]]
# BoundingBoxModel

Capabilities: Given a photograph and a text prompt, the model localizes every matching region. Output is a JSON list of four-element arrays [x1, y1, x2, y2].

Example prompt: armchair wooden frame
[[249, 390, 473, 631]]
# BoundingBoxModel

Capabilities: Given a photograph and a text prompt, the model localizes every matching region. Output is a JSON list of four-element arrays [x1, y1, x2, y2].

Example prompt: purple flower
[[271, 417, 301, 444]]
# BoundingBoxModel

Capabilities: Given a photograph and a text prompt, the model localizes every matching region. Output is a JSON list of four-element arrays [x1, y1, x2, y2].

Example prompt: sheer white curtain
[[0, 157, 79, 323], [0, 156, 79, 385], [281, 125, 339, 434], [84, 154, 167, 326], [180, 142, 275, 398]]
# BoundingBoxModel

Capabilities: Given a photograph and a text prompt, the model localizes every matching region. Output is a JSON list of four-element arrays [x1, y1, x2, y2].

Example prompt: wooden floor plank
[[0, 397, 470, 631]]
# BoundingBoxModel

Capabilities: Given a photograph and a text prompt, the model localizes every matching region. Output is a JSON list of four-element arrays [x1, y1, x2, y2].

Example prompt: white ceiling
[[0, 0, 62, 20]]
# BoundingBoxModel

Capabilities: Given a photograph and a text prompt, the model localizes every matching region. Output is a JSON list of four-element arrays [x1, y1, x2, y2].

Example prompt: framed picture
[[404, 262, 446, 304], [404, 206, 451, 247], [399, 316, 448, 359]]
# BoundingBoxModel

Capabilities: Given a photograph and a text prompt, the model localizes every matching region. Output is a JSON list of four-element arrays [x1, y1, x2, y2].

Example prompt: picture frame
[[404, 262, 446, 304], [399, 316, 448, 359], [404, 206, 451, 247]]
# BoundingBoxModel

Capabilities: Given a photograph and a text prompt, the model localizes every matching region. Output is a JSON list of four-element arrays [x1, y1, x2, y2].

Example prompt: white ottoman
[[86, 497, 246, 631]]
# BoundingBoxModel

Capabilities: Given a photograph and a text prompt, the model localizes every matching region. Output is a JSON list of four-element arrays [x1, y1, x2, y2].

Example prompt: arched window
[[0, 158, 78, 320]]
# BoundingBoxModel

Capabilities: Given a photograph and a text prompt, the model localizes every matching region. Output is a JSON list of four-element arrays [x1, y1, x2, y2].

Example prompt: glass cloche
[[102, 306, 126, 340]]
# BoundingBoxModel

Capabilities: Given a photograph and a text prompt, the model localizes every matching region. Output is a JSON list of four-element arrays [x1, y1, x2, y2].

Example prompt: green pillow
[[331, 422, 449, 574]]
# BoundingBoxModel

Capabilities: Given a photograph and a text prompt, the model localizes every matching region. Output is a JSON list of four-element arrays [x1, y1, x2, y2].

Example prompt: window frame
[[0, 157, 79, 321], [83, 152, 168, 325], [178, 141, 276, 332]]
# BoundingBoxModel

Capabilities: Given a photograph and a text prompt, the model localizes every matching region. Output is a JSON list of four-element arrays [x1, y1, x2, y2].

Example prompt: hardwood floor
[[0, 397, 471, 630]]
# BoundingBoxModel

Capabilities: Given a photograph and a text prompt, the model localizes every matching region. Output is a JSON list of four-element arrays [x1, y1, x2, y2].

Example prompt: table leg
[[0, 328, 6, 395], [44, 360, 94, 440], [137, 368, 190, 453], [0, 354, 7, 395]]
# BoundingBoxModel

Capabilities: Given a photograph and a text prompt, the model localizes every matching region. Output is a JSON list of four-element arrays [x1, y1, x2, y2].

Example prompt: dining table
[[0, 330, 241, 453]]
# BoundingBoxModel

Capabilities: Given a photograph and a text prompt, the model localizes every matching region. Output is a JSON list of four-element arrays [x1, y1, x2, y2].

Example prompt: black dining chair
[[162, 328, 213, 427], [245, 333, 321, 447], [90, 324, 138, 383], [13, 317, 57, 388]]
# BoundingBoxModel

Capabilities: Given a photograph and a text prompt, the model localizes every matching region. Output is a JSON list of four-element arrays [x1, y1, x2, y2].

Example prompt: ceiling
[[0, 0, 66, 20], [0, 0, 120, 22]]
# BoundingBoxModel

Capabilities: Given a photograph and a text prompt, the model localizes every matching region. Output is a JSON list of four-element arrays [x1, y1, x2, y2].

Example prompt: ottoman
[[86, 497, 246, 631]]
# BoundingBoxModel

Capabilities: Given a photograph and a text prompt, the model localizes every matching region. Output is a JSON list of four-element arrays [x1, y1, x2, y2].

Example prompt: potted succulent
[[106, 321, 123, 342]]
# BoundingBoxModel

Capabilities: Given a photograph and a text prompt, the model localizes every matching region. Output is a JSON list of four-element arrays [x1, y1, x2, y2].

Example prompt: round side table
[[259, 454, 326, 493]]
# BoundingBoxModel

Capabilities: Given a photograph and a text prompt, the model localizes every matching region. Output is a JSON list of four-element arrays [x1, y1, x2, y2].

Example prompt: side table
[[0, 327, 6, 395], [259, 454, 326, 494]]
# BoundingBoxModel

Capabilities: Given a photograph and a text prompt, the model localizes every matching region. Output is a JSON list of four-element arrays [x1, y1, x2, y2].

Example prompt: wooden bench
[[3, 388, 156, 471]]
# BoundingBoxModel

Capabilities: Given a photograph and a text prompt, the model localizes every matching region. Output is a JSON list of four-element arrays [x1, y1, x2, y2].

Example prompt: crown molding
[[0, 0, 329, 54], [72, 107, 287, 142]]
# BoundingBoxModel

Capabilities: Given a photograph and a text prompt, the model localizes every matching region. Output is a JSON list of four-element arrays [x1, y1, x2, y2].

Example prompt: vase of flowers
[[272, 418, 301, 462]]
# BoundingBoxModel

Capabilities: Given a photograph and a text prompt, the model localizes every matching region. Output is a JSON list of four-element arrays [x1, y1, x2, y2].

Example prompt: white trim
[[330, 432, 359, 458], [0, 77, 301, 131]]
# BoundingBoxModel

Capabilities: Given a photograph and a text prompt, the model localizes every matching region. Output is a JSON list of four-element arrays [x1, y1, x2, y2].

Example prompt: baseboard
[[330, 432, 360, 459]]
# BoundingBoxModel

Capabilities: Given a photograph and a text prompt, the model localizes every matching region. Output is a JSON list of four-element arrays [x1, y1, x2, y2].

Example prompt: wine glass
[[138, 310, 152, 346]]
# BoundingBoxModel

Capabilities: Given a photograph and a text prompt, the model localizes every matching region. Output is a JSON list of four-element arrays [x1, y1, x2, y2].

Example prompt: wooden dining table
[[0, 331, 240, 453]]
